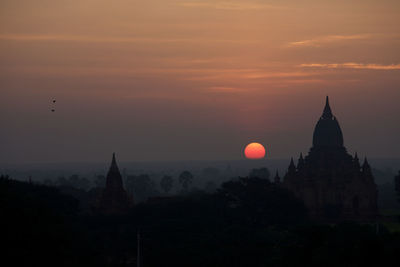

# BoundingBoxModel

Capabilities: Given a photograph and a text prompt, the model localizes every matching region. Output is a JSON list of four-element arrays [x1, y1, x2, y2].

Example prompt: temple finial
[[354, 152, 360, 169], [274, 170, 280, 183], [322, 96, 333, 119], [288, 157, 296, 174], [363, 157, 370, 168], [362, 157, 372, 175], [110, 152, 118, 170], [297, 153, 305, 170]]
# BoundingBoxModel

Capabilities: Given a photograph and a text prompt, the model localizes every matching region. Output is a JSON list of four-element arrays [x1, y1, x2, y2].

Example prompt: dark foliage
[[0, 175, 101, 266], [395, 170, 400, 203], [218, 177, 307, 226], [2, 175, 400, 267], [160, 175, 174, 193], [178, 170, 193, 191], [126, 174, 158, 203], [249, 167, 271, 180]]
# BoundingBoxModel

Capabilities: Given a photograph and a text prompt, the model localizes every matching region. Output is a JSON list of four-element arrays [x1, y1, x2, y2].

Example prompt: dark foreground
[[2, 177, 399, 267]]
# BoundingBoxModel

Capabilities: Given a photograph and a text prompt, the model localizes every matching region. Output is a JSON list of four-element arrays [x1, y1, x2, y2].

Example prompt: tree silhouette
[[94, 175, 106, 188], [60, 174, 91, 191], [126, 174, 157, 202], [204, 181, 217, 193], [43, 178, 54, 186], [201, 167, 220, 178], [160, 175, 174, 194], [218, 177, 306, 225], [179, 171, 193, 191], [57, 176, 70, 187], [249, 167, 270, 180]]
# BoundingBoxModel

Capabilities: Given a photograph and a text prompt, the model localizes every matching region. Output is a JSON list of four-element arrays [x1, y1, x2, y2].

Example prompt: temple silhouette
[[99, 153, 130, 214], [283, 97, 378, 221]]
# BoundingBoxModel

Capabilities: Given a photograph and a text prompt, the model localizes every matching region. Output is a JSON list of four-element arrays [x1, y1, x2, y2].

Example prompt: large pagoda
[[283, 97, 378, 221]]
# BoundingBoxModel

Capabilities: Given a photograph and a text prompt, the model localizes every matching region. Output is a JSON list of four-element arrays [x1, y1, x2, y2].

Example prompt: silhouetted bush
[[2, 175, 400, 267], [218, 177, 307, 226]]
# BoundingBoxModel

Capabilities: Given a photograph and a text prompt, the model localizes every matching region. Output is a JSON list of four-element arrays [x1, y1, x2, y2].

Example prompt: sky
[[1, 0, 400, 163]]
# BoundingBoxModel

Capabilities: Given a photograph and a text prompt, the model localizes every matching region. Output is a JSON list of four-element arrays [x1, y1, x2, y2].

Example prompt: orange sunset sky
[[1, 0, 399, 163]]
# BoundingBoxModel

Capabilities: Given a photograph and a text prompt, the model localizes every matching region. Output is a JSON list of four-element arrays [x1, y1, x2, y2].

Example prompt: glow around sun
[[244, 142, 266, 159]]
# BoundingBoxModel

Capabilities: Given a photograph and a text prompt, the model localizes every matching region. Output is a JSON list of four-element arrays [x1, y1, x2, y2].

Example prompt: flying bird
[[51, 99, 56, 112]]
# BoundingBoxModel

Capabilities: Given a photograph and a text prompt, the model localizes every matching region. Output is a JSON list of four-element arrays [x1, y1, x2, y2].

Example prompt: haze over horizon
[[1, 0, 400, 164]]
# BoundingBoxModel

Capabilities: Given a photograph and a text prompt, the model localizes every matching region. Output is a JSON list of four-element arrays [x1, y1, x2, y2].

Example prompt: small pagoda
[[99, 153, 130, 214]]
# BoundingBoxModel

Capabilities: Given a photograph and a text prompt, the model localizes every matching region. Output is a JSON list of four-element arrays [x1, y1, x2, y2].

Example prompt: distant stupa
[[99, 153, 130, 214], [283, 97, 378, 221]]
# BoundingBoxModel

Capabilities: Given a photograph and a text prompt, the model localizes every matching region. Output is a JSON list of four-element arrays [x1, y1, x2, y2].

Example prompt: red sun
[[244, 142, 266, 159]]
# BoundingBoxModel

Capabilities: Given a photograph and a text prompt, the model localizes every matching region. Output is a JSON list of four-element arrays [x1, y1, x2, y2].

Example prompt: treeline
[[28, 167, 271, 203], [0, 175, 101, 266], [2, 174, 400, 266]]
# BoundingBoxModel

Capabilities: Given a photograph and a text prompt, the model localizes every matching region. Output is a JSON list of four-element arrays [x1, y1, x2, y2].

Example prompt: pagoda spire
[[274, 170, 281, 183], [312, 96, 344, 147], [288, 157, 296, 174], [99, 153, 129, 214], [362, 157, 372, 175], [289, 157, 295, 167], [354, 152, 360, 170], [105, 152, 124, 190], [322, 96, 333, 119], [363, 157, 370, 168], [111, 152, 117, 169], [297, 153, 305, 170]]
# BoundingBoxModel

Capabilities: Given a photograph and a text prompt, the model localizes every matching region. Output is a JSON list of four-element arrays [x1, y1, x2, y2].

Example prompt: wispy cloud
[[240, 71, 317, 79], [177, 1, 283, 11], [0, 34, 252, 44], [2, 64, 326, 88], [286, 34, 372, 48], [181, 69, 319, 82], [207, 86, 246, 93], [300, 63, 400, 70]]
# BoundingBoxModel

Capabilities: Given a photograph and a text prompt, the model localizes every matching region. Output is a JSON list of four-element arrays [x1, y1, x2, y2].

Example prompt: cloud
[[239, 71, 317, 79], [177, 1, 283, 11], [207, 86, 245, 93], [180, 69, 320, 82], [286, 34, 372, 48], [0, 34, 252, 44], [299, 63, 400, 70]]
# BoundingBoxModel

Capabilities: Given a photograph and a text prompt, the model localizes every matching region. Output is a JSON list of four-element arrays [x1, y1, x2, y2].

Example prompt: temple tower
[[99, 153, 130, 214], [283, 97, 378, 221]]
